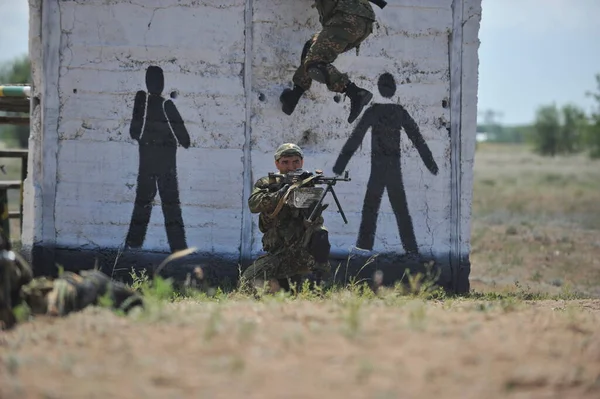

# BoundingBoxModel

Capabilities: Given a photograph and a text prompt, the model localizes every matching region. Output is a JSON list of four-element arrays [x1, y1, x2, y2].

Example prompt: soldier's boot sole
[[346, 84, 373, 124], [280, 86, 305, 115]]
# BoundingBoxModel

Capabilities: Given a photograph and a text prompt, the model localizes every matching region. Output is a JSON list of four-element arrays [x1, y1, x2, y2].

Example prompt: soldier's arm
[[130, 90, 146, 141], [248, 178, 283, 214]]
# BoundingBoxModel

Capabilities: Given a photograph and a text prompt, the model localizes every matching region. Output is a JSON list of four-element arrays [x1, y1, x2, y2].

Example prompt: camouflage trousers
[[20, 270, 143, 317], [293, 12, 373, 93], [240, 230, 332, 292], [2, 264, 143, 330]]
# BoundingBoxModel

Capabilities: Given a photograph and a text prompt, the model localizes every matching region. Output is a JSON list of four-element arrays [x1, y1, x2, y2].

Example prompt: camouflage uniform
[[20, 270, 144, 318], [293, 0, 376, 93], [240, 144, 331, 290], [1, 249, 143, 330], [280, 1, 376, 123]]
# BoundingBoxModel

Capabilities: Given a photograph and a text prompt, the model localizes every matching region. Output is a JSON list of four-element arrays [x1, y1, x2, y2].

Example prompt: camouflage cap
[[274, 143, 303, 161]]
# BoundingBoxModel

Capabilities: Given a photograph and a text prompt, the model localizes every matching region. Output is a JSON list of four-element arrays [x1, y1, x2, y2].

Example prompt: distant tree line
[[0, 55, 31, 149], [478, 73, 600, 159]]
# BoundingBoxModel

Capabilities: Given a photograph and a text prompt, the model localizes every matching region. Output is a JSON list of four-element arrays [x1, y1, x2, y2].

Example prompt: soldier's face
[[275, 155, 303, 173]]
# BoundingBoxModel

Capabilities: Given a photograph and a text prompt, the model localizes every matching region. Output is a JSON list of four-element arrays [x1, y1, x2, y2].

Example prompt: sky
[[1, 0, 599, 125]]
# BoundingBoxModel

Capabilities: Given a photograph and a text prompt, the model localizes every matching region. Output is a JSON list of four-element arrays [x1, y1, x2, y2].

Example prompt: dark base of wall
[[30, 245, 471, 294]]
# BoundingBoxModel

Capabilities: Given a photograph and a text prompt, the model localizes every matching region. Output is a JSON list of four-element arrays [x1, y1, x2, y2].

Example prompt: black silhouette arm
[[164, 100, 191, 149], [129, 90, 146, 141], [402, 109, 438, 175], [332, 108, 374, 175]]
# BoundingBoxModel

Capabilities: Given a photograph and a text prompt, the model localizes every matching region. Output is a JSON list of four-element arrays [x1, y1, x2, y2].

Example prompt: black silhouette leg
[[386, 168, 418, 255], [126, 171, 157, 249], [356, 173, 386, 250], [157, 167, 187, 252]]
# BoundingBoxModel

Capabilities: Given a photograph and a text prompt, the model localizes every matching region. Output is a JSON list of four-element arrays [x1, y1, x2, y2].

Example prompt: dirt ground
[[1, 296, 600, 399], [1, 143, 600, 398], [469, 143, 600, 298]]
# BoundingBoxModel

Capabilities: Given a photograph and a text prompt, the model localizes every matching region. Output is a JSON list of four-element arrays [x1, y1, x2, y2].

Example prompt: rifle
[[369, 0, 387, 9], [267, 169, 351, 224]]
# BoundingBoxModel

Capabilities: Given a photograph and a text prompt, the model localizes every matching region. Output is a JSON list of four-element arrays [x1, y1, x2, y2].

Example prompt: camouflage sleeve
[[248, 177, 281, 214]]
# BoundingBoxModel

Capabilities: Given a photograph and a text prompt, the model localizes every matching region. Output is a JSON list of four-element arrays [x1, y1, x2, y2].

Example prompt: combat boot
[[280, 85, 306, 115], [344, 82, 373, 123]]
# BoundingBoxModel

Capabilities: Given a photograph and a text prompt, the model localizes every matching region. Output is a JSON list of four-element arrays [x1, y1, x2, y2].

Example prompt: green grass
[[6, 141, 600, 321], [117, 263, 593, 325]]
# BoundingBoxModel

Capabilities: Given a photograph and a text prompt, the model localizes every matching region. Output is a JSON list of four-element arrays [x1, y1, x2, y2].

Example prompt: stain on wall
[[125, 66, 190, 253]]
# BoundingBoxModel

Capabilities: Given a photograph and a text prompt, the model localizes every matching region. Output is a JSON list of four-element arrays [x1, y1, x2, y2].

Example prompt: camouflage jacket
[[248, 175, 324, 253], [314, 0, 376, 24], [20, 270, 143, 317]]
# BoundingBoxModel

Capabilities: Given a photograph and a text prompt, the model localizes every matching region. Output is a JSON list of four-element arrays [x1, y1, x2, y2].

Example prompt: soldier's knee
[[301, 39, 313, 63], [309, 229, 331, 263], [306, 62, 331, 85], [240, 264, 258, 282], [240, 256, 274, 283]]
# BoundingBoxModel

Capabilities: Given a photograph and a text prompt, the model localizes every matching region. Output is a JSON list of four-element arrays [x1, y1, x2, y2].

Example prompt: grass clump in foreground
[[119, 261, 594, 324]]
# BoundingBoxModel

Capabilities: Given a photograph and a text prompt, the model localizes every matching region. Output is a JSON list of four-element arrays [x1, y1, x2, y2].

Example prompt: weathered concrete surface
[[23, 0, 481, 293]]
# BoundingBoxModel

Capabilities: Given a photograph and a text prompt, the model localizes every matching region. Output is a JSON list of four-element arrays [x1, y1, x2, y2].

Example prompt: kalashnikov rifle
[[267, 169, 351, 223]]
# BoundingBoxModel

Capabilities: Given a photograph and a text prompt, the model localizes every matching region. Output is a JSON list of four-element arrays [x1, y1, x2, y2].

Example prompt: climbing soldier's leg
[[301, 30, 350, 93], [302, 14, 371, 91], [303, 13, 375, 123], [281, 34, 319, 116], [292, 34, 319, 91]]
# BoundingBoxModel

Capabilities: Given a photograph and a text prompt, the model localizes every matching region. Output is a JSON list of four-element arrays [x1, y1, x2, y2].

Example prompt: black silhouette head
[[145, 65, 164, 95], [378, 72, 396, 98]]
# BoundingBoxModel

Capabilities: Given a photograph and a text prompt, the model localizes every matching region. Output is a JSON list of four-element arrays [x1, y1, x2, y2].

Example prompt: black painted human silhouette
[[125, 65, 191, 253], [332, 72, 439, 255]]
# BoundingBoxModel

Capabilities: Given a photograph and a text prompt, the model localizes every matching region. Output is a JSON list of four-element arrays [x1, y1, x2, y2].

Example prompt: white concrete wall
[[250, 0, 457, 260], [25, 0, 247, 258], [24, 0, 481, 281]]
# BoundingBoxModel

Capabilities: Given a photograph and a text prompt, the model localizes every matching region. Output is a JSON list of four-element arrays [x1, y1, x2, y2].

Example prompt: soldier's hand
[[268, 182, 282, 192], [277, 184, 291, 197], [307, 202, 329, 221]]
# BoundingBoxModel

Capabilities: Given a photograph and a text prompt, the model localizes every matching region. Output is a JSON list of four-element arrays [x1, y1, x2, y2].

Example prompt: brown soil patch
[[2, 298, 600, 399]]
